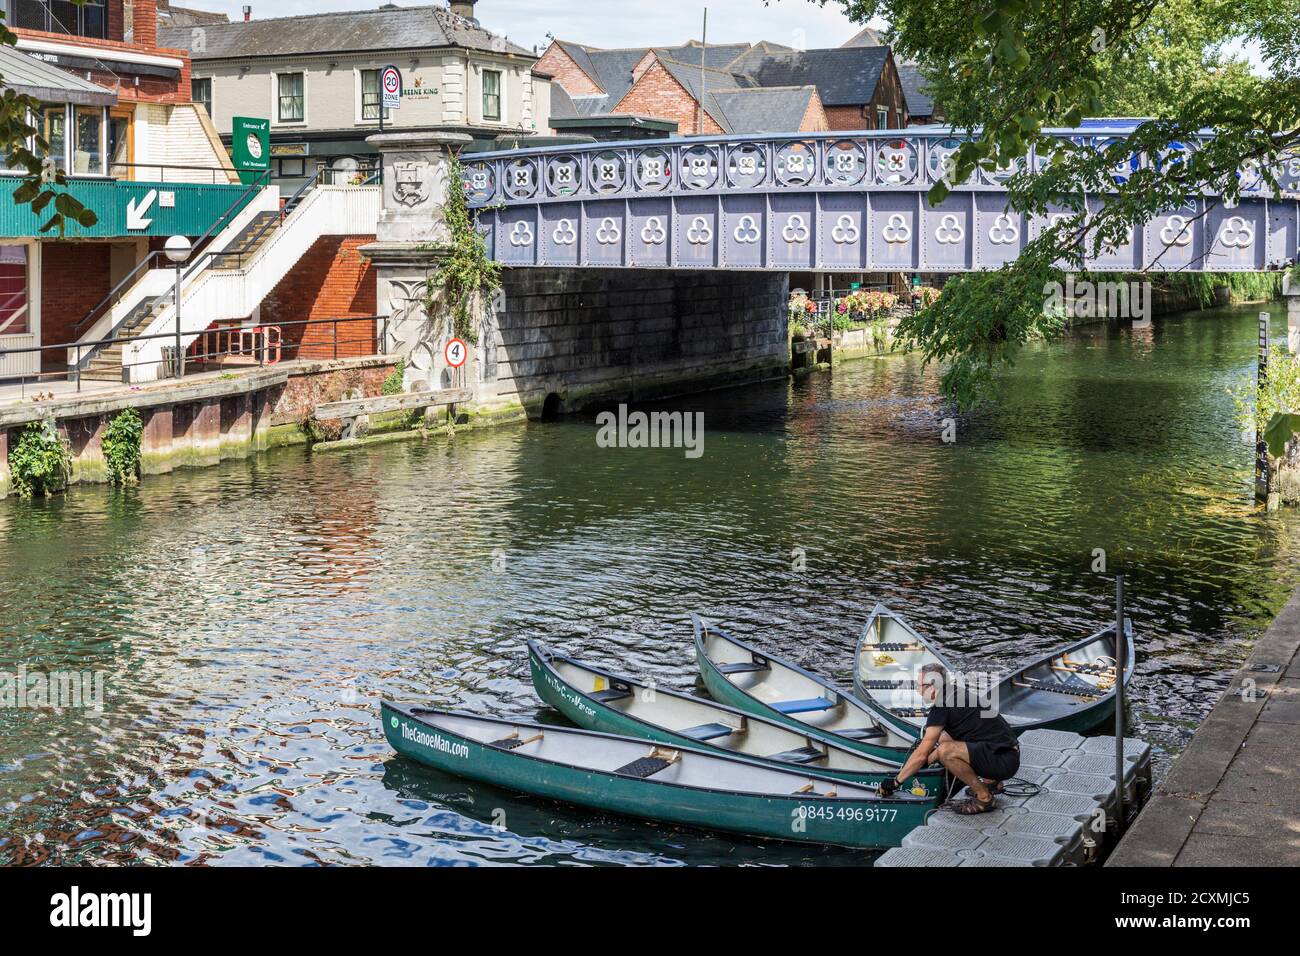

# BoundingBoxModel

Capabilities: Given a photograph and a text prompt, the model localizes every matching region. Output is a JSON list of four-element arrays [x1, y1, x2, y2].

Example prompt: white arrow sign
[[127, 190, 157, 231]]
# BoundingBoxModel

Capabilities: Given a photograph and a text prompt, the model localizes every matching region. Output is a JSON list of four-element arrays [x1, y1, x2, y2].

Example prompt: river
[[1, 301, 1297, 866]]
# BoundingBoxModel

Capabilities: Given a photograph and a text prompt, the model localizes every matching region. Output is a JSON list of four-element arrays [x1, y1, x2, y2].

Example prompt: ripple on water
[[1, 302, 1298, 865]]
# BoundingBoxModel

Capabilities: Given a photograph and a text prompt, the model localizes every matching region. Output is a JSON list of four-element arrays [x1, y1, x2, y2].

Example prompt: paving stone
[[1176, 830, 1300, 867], [1018, 745, 1071, 769], [874, 846, 961, 867], [1078, 736, 1152, 761], [1258, 678, 1300, 724], [1018, 729, 1083, 750], [976, 833, 1066, 866], [903, 825, 986, 852]]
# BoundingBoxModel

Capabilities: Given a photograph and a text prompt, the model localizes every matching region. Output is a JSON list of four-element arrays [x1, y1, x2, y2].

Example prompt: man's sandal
[[952, 792, 998, 815]]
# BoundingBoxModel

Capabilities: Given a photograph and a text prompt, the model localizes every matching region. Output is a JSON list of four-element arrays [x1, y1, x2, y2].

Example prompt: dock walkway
[[876, 728, 1152, 867], [1108, 588, 1300, 867]]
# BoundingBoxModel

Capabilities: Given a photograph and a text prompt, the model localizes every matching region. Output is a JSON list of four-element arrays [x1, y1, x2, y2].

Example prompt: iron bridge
[[463, 128, 1300, 273]]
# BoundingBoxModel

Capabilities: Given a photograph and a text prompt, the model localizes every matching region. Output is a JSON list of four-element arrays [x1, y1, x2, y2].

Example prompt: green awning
[[0, 44, 117, 108]]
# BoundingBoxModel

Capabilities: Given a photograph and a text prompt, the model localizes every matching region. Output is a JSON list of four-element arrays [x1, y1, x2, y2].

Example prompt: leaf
[[1263, 412, 1300, 459], [927, 180, 951, 205]]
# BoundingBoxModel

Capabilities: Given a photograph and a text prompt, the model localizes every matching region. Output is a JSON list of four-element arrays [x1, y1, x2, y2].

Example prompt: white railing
[[68, 186, 283, 367], [129, 186, 381, 383]]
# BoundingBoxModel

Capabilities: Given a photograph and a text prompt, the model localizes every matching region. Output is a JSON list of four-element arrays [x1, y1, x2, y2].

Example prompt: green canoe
[[381, 702, 934, 850], [854, 603, 1137, 737], [528, 640, 944, 797], [693, 615, 917, 765]]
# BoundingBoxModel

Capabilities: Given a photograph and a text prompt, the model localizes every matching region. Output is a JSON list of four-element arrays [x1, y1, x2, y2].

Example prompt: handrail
[[110, 161, 247, 184], [72, 170, 272, 336]]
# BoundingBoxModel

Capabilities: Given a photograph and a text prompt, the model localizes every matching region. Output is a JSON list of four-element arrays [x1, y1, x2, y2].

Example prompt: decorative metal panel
[[721, 195, 766, 268], [1268, 202, 1298, 268], [818, 194, 865, 270], [973, 194, 1024, 268], [1205, 205, 1265, 271], [870, 193, 918, 270], [675, 197, 719, 269], [629, 199, 672, 268], [539, 202, 582, 267], [770, 194, 816, 270], [920, 197, 971, 271], [1142, 202, 1200, 271], [584, 201, 626, 267], [1085, 197, 1141, 272], [498, 208, 537, 266]]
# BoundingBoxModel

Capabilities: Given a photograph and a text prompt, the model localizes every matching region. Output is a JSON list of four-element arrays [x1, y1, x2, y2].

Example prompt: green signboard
[[232, 116, 270, 185]]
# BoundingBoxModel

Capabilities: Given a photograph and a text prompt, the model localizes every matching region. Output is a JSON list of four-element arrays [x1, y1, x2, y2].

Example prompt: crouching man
[[878, 663, 1020, 814]]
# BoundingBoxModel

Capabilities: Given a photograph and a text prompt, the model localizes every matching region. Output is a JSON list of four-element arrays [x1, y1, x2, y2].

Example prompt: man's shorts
[[967, 741, 1020, 781]]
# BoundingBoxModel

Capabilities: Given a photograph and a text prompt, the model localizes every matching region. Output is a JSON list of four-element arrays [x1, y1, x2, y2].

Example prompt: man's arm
[[890, 725, 942, 786]]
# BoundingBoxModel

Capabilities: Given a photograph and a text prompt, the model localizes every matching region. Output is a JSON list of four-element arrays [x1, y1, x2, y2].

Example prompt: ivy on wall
[[8, 420, 70, 499], [102, 408, 143, 486], [424, 157, 501, 345]]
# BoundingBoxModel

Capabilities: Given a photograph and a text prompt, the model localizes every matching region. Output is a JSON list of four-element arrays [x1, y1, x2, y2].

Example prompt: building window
[[278, 157, 305, 179], [13, 0, 106, 38], [876, 106, 890, 129], [37, 105, 67, 171], [73, 106, 103, 175], [277, 73, 305, 123], [360, 70, 391, 123], [0, 246, 31, 338], [192, 78, 213, 118], [482, 69, 501, 121]]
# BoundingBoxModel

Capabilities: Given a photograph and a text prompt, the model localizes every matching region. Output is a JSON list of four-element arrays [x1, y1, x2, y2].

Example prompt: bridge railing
[[461, 128, 1299, 210]]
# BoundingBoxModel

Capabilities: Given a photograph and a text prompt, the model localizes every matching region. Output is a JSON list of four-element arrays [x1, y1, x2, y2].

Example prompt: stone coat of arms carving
[[393, 161, 430, 207]]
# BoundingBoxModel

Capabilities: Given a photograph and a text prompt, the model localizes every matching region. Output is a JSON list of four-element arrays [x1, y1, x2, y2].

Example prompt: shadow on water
[[1, 301, 1298, 865]]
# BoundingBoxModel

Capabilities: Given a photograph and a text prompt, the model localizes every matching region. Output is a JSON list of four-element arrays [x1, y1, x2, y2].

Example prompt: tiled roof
[[709, 86, 820, 134], [729, 46, 889, 106], [158, 4, 532, 60], [841, 26, 883, 47], [896, 62, 935, 118]]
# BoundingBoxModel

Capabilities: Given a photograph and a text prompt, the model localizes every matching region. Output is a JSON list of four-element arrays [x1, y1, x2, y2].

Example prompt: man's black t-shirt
[[924, 705, 1017, 746]]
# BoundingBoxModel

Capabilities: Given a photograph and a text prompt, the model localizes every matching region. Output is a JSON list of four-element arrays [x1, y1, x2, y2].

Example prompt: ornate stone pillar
[[360, 131, 473, 392]]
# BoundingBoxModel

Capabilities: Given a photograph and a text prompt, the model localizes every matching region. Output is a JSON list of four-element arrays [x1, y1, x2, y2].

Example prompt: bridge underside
[[479, 268, 790, 416], [478, 194, 1292, 274]]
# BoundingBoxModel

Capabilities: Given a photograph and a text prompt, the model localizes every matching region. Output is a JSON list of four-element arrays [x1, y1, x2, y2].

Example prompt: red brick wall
[[13, 23, 193, 105], [40, 243, 112, 370], [536, 43, 604, 97], [825, 105, 869, 130], [260, 236, 378, 361], [133, 0, 157, 48], [614, 61, 724, 135], [109, 0, 125, 41], [871, 56, 908, 128], [800, 91, 829, 132]]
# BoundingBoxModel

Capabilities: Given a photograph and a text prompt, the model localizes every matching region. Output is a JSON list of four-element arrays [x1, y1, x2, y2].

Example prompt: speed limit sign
[[381, 65, 402, 110], [444, 338, 468, 369]]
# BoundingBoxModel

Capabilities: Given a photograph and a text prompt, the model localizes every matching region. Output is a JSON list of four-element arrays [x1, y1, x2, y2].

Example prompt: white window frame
[[354, 67, 392, 126], [273, 71, 307, 126], [481, 66, 503, 123], [192, 76, 213, 118], [876, 105, 890, 130]]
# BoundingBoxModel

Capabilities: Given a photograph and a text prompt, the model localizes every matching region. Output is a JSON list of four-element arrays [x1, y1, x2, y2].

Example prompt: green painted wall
[[0, 177, 255, 239]]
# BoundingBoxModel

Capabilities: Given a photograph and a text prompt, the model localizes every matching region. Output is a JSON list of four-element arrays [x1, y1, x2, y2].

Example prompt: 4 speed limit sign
[[444, 338, 468, 368]]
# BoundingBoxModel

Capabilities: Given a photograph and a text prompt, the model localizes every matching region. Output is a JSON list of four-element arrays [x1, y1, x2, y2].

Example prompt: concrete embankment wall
[[483, 268, 791, 415], [0, 357, 398, 498]]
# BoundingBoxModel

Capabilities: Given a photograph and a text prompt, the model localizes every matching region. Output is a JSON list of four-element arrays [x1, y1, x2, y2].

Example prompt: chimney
[[450, 1, 477, 21], [133, 0, 157, 48], [243, 6, 253, 21]]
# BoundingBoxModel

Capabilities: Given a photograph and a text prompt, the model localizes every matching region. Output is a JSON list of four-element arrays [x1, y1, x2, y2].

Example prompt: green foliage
[[1, 6, 98, 235], [102, 408, 142, 486], [7, 420, 70, 499], [426, 156, 501, 345], [869, 314, 891, 354], [825, 0, 1298, 407], [1229, 344, 1300, 435], [381, 359, 406, 395], [1263, 412, 1300, 459]]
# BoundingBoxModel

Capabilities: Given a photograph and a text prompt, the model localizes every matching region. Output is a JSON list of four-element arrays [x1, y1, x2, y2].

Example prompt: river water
[[2, 301, 1297, 866]]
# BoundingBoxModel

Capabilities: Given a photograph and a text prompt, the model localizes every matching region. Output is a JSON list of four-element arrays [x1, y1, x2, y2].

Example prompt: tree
[[1, 7, 97, 235], [822, 0, 1299, 407]]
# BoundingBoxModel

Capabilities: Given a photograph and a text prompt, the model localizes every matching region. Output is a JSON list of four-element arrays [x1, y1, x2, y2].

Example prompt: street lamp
[[165, 235, 192, 379]]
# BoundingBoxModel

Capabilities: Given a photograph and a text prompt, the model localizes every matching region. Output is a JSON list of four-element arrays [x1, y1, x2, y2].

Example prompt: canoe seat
[[838, 727, 886, 741], [590, 685, 633, 704], [678, 722, 735, 742], [1014, 678, 1099, 699], [718, 659, 770, 675], [767, 746, 826, 765], [860, 679, 917, 690], [869, 643, 925, 652], [613, 747, 681, 779], [488, 732, 543, 750], [892, 708, 929, 717], [771, 697, 834, 715]]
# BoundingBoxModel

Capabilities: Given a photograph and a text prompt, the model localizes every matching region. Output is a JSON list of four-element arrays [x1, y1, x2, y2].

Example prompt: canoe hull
[[528, 644, 942, 793], [694, 636, 913, 766], [382, 703, 930, 850]]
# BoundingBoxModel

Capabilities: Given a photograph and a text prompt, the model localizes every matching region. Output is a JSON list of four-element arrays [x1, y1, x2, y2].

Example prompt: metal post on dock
[[1113, 574, 1127, 835]]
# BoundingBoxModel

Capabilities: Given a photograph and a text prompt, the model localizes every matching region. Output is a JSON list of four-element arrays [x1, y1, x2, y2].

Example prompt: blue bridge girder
[[463, 128, 1300, 274]]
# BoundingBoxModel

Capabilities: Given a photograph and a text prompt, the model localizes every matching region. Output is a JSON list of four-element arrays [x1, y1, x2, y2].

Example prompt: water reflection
[[1, 302, 1297, 865]]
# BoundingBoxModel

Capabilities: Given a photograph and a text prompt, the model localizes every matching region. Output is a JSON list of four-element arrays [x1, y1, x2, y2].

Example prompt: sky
[[188, 0, 876, 54]]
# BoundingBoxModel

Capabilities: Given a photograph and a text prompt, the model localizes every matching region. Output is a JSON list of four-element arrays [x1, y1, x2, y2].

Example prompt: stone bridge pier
[[361, 132, 791, 419]]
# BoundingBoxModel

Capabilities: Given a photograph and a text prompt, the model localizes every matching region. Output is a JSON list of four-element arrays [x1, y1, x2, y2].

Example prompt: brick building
[[1, 0, 233, 378], [539, 36, 906, 137]]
